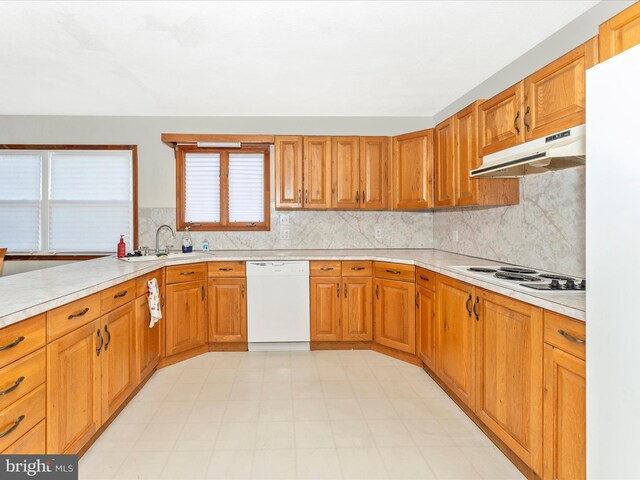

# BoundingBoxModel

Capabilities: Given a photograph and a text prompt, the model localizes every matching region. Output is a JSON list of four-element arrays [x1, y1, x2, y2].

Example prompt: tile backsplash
[[139, 207, 434, 251]]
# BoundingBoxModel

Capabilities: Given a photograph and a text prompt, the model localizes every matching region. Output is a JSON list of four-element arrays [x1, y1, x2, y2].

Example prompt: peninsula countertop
[[0, 249, 586, 328]]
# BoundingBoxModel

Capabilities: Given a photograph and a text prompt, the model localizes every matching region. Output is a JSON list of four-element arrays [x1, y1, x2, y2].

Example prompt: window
[[0, 146, 137, 254], [177, 146, 270, 231]]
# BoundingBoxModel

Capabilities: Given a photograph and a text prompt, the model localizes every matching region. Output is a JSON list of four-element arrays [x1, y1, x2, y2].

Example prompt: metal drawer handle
[[0, 415, 25, 438], [524, 106, 531, 132], [96, 329, 104, 356], [0, 376, 25, 396], [558, 329, 585, 344], [104, 325, 111, 350], [473, 296, 480, 321], [514, 110, 521, 134], [180, 271, 195, 276], [219, 268, 233, 271], [67, 308, 89, 320], [320, 267, 334, 271], [386, 269, 401, 275], [419, 275, 430, 282], [351, 267, 365, 271], [465, 295, 472, 317], [0, 336, 25, 351], [113, 290, 128, 299]]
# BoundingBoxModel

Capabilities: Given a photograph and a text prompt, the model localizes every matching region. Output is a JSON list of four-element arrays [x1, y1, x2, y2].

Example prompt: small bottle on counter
[[202, 239, 209, 251], [182, 227, 193, 253], [117, 235, 126, 258]]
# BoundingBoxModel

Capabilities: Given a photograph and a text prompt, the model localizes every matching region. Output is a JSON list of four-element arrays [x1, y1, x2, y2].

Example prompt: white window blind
[[49, 152, 133, 252], [229, 153, 265, 223], [185, 153, 220, 223], [0, 154, 42, 252]]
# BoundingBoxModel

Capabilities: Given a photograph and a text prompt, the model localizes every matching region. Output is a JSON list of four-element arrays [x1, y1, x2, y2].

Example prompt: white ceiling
[[0, 1, 599, 117]]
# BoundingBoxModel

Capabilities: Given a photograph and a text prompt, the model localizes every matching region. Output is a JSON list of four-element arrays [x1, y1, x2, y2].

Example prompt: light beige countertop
[[0, 249, 585, 328]]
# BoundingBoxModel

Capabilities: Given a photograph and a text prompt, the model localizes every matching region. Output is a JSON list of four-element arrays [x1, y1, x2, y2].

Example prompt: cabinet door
[[434, 117, 455, 208], [342, 277, 373, 341], [303, 136, 332, 209], [599, 1, 640, 62], [332, 136, 360, 209], [360, 137, 389, 210], [165, 280, 206, 357], [310, 277, 342, 341], [208, 278, 247, 343], [479, 83, 525, 157], [102, 302, 137, 421], [275, 136, 303, 209], [416, 284, 436, 370], [455, 102, 481, 206], [475, 289, 543, 474], [135, 295, 161, 383], [436, 275, 475, 407], [524, 38, 597, 141], [374, 279, 415, 354], [543, 345, 586, 480], [47, 320, 102, 454], [392, 130, 433, 209]]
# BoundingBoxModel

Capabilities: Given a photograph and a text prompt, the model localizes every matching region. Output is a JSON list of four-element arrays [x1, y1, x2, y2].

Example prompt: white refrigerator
[[586, 44, 640, 477]]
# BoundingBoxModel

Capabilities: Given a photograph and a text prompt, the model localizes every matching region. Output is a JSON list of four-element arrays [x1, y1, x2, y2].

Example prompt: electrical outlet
[[279, 214, 290, 225], [280, 228, 290, 240], [453, 230, 459, 242], [375, 227, 382, 239]]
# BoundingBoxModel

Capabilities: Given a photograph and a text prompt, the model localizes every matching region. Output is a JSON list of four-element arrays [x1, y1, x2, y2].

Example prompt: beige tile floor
[[79, 350, 524, 480]]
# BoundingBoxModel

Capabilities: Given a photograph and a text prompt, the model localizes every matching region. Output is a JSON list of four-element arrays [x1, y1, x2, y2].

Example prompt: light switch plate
[[375, 227, 382, 239], [280, 228, 290, 240], [279, 214, 290, 225]]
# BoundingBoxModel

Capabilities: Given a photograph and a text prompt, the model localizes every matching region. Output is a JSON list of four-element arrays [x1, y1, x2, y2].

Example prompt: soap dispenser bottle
[[182, 227, 193, 253], [117, 235, 126, 258]]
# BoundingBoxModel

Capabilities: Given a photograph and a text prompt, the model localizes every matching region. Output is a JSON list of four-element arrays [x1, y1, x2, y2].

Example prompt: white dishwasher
[[246, 261, 310, 351]]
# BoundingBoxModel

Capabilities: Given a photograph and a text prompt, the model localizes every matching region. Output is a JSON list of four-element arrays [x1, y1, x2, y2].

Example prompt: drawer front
[[166, 263, 207, 284], [135, 269, 164, 297], [0, 349, 45, 413], [341, 261, 373, 277], [374, 262, 415, 282], [47, 294, 101, 342], [544, 311, 585, 360], [0, 384, 45, 452], [0, 315, 46, 370], [101, 279, 137, 314], [310, 261, 342, 277], [2, 419, 45, 454], [208, 261, 246, 278], [416, 267, 435, 290]]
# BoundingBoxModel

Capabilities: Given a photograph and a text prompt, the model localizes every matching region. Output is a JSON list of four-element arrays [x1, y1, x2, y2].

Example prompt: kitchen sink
[[119, 252, 204, 262]]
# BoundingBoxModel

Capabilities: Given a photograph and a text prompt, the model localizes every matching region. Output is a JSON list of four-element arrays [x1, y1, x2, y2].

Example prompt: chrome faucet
[[155, 224, 175, 254]]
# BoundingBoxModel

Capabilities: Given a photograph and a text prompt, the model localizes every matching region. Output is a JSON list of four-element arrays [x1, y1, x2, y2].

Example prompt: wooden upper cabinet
[[374, 278, 415, 354], [310, 277, 342, 341], [360, 137, 389, 210], [101, 302, 137, 422], [342, 277, 373, 341], [523, 38, 597, 141], [332, 137, 360, 209], [543, 344, 586, 480], [474, 289, 543, 475], [275, 136, 303, 209], [303, 136, 332, 209], [434, 118, 455, 208], [599, 1, 640, 62], [392, 129, 434, 209], [479, 82, 525, 157], [165, 280, 206, 357], [208, 278, 247, 343], [435, 275, 475, 407], [47, 320, 102, 454], [416, 284, 436, 370]]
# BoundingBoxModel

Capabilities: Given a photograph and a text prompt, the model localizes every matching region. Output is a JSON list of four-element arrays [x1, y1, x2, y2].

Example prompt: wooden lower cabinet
[[2, 420, 45, 454], [342, 277, 373, 341], [416, 284, 436, 370], [543, 344, 586, 480], [310, 277, 342, 341], [435, 275, 475, 407], [165, 280, 206, 356], [374, 278, 415, 353], [101, 302, 137, 421], [474, 289, 544, 474], [47, 320, 102, 454], [208, 278, 247, 343], [135, 295, 162, 382]]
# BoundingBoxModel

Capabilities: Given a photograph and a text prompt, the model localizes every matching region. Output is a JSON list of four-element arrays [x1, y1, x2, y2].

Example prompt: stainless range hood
[[470, 124, 585, 178]]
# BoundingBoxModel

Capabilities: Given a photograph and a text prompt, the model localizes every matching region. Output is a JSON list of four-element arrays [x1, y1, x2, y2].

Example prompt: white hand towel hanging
[[147, 278, 162, 327]]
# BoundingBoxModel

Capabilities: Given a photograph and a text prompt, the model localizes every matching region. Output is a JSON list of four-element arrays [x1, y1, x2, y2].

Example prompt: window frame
[[176, 145, 271, 232], [0, 144, 138, 259]]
